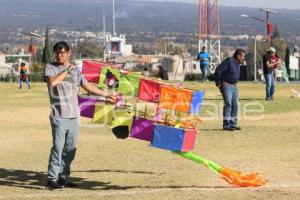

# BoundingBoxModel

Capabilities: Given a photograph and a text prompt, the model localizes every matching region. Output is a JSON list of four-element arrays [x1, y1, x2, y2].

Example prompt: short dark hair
[[202, 46, 207, 51], [20, 62, 25, 66], [53, 41, 70, 52], [233, 48, 246, 58]]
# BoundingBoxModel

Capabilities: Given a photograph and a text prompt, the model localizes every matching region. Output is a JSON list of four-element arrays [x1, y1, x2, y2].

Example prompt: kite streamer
[[175, 151, 267, 187]]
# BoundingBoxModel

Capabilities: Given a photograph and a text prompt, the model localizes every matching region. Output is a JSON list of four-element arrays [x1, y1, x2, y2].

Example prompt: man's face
[[55, 48, 69, 65], [237, 52, 246, 64]]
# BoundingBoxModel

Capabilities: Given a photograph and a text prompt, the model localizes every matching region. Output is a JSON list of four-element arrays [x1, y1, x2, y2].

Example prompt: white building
[[105, 34, 132, 58], [159, 56, 201, 81], [290, 54, 300, 80], [0, 53, 30, 75]]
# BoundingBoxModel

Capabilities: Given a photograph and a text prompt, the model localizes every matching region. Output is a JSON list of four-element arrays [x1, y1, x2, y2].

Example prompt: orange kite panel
[[159, 85, 192, 112]]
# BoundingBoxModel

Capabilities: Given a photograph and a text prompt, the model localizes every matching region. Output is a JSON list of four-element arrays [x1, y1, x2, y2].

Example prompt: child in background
[[18, 62, 31, 89]]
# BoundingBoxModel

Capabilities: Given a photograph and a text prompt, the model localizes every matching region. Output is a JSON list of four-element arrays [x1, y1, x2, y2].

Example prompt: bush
[[184, 73, 215, 81], [0, 73, 45, 82], [29, 73, 44, 82], [184, 73, 201, 81], [11, 75, 17, 82]]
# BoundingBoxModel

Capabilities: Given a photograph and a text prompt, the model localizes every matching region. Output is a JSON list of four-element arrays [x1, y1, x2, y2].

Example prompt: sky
[[147, 0, 300, 10]]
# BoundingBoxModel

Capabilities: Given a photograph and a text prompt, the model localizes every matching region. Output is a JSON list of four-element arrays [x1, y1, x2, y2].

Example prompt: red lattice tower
[[198, 0, 221, 72]]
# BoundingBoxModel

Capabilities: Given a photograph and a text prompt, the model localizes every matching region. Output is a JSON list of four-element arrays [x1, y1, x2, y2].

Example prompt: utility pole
[[241, 10, 276, 48], [259, 9, 277, 48], [112, 0, 116, 36], [102, 4, 106, 46], [164, 42, 167, 55], [254, 35, 257, 81], [102, 4, 106, 61]]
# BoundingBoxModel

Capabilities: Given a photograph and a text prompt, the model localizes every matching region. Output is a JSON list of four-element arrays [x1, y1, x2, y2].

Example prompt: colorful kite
[[79, 62, 267, 187]]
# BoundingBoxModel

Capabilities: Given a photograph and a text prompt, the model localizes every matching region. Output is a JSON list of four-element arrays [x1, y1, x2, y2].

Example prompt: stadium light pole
[[240, 14, 264, 81], [241, 10, 277, 48], [241, 9, 277, 81], [259, 9, 277, 48]]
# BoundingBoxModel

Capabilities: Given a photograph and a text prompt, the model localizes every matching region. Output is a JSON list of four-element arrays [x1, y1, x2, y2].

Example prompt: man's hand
[[69, 65, 77, 70], [216, 83, 221, 88], [274, 60, 281, 69], [82, 82, 121, 104], [106, 92, 118, 103]]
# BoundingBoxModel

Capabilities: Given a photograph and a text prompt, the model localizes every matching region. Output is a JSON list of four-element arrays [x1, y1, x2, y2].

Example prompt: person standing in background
[[215, 49, 246, 131], [197, 46, 211, 82], [18, 62, 31, 89], [263, 47, 281, 101]]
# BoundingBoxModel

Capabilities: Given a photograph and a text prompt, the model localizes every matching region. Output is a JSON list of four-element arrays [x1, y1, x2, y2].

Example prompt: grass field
[[1, 82, 300, 200]]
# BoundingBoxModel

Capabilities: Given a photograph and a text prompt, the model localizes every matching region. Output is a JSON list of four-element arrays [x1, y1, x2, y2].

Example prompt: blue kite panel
[[151, 125, 184, 151], [189, 91, 205, 114]]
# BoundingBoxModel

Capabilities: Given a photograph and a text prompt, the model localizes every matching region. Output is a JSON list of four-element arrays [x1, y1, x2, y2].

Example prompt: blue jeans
[[200, 64, 209, 81], [48, 116, 80, 181], [19, 77, 31, 88], [264, 73, 275, 99], [220, 83, 239, 128]]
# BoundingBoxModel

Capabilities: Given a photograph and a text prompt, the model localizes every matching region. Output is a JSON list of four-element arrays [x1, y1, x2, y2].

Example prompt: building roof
[[110, 55, 162, 64]]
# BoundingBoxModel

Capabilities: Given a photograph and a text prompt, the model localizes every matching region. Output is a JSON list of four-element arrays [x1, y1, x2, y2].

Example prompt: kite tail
[[219, 167, 267, 187], [175, 151, 267, 187]]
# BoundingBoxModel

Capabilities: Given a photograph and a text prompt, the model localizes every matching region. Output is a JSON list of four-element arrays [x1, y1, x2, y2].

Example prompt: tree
[[285, 47, 290, 76], [154, 38, 166, 55], [272, 24, 281, 39], [270, 37, 288, 58], [246, 40, 266, 80], [42, 25, 52, 64], [33, 47, 44, 73], [270, 24, 288, 58], [73, 40, 103, 58], [186, 45, 198, 57], [173, 45, 184, 57], [132, 45, 139, 54]]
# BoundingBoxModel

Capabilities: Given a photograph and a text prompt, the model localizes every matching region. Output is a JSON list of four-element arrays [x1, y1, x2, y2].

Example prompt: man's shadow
[[0, 168, 110, 190], [0, 168, 229, 190]]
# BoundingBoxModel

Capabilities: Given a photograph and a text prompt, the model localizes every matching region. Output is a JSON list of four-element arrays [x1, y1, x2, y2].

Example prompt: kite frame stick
[[164, 113, 168, 125], [144, 104, 147, 118]]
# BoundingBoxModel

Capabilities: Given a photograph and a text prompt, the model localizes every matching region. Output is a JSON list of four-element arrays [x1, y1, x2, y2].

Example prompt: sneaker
[[231, 126, 241, 130], [46, 181, 63, 190], [265, 97, 272, 101], [57, 178, 78, 188], [223, 127, 235, 131]]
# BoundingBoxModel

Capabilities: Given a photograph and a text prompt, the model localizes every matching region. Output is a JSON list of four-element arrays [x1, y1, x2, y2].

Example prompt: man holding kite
[[45, 41, 116, 190]]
